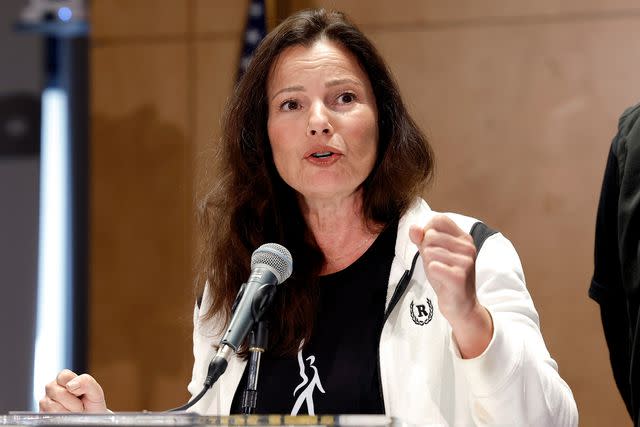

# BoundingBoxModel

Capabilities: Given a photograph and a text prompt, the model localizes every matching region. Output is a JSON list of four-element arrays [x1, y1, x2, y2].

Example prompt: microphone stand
[[241, 320, 269, 414]]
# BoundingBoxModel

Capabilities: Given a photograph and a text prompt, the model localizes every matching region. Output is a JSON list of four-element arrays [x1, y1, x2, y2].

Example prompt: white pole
[[32, 87, 72, 410]]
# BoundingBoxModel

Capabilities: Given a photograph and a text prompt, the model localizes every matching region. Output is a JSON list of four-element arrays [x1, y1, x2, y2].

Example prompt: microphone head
[[251, 243, 293, 284]]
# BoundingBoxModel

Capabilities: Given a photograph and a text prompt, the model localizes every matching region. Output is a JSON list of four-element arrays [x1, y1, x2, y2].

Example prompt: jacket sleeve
[[186, 302, 204, 405], [616, 104, 640, 419], [618, 104, 640, 301], [589, 121, 633, 415], [186, 289, 222, 414], [450, 233, 578, 426]]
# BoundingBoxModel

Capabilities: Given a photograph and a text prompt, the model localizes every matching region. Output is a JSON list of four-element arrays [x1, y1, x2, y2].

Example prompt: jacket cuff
[[449, 314, 523, 397]]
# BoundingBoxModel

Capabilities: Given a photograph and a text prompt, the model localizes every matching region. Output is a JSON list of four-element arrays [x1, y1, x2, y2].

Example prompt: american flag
[[238, 0, 267, 80]]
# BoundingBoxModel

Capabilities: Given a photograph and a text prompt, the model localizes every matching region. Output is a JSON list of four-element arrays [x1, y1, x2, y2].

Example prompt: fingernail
[[66, 379, 80, 390]]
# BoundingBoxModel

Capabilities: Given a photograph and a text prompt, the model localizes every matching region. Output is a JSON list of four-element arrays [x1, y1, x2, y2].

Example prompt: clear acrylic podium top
[[0, 413, 424, 427]]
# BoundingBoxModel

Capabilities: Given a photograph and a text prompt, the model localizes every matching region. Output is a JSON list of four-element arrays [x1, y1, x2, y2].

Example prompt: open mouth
[[310, 151, 333, 158]]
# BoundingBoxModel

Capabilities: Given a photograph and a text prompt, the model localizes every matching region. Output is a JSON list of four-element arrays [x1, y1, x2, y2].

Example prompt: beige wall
[[89, 0, 245, 411], [89, 1, 640, 424]]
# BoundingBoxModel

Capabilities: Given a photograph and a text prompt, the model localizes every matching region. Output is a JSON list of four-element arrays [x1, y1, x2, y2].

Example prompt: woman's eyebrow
[[271, 85, 305, 101], [325, 78, 363, 88]]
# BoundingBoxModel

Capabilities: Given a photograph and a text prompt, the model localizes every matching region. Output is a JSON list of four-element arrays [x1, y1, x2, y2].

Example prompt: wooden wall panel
[[88, 0, 250, 412], [92, 0, 188, 39], [193, 39, 243, 201], [90, 42, 195, 411], [306, 0, 640, 25], [91, 45, 191, 127], [193, 0, 248, 35], [368, 18, 640, 427]]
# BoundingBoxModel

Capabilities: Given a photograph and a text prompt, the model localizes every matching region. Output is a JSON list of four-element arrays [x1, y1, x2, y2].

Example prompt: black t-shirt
[[230, 219, 398, 415]]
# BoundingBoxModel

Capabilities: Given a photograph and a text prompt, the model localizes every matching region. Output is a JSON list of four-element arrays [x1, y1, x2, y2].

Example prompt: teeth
[[312, 152, 332, 158]]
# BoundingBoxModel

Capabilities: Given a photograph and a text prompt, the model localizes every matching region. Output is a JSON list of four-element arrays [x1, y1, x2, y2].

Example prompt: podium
[[0, 413, 422, 427]]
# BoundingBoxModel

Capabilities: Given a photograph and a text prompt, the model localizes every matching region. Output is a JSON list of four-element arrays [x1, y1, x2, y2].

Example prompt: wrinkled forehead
[[266, 39, 371, 95]]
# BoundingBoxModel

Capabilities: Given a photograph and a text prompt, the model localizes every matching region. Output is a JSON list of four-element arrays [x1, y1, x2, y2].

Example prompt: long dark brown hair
[[197, 9, 434, 356]]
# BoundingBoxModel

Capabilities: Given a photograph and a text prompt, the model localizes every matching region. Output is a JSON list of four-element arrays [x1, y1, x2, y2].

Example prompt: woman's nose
[[307, 102, 333, 136]]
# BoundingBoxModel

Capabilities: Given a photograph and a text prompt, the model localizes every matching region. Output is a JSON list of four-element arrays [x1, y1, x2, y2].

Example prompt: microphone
[[169, 243, 293, 412], [206, 244, 293, 383]]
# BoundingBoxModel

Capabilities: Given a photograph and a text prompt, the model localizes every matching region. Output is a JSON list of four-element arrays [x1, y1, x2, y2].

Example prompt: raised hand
[[409, 214, 493, 358]]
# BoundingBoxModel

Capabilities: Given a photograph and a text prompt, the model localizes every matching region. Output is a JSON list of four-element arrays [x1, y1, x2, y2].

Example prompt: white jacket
[[187, 199, 578, 426]]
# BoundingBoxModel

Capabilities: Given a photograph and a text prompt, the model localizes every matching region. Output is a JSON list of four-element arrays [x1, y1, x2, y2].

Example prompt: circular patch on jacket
[[410, 298, 433, 325]]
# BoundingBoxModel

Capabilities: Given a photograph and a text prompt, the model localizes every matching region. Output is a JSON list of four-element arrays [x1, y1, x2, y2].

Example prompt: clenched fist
[[40, 369, 107, 413]]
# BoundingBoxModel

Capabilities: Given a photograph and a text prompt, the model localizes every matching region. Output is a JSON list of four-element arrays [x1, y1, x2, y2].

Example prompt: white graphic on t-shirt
[[291, 350, 325, 415]]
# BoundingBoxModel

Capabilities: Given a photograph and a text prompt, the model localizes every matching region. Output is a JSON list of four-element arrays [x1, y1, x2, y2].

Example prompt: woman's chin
[[297, 184, 363, 204]]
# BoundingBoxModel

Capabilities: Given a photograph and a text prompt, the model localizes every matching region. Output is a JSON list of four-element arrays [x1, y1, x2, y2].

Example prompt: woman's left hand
[[409, 214, 493, 358]]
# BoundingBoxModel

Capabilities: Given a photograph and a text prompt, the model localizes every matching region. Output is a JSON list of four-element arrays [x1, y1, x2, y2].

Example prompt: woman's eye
[[338, 92, 356, 104], [280, 100, 299, 111]]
